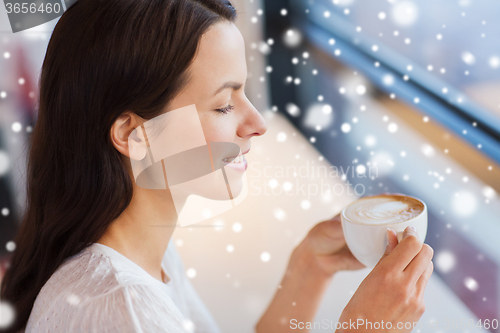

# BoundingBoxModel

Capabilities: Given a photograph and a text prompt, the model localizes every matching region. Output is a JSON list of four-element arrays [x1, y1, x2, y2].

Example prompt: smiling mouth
[[221, 149, 249, 167], [222, 154, 245, 164]]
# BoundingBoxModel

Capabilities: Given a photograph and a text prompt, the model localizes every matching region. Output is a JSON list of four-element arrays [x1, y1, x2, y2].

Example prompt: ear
[[110, 112, 147, 161]]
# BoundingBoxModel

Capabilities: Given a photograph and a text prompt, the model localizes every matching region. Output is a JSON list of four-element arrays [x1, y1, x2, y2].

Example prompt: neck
[[97, 183, 185, 283]]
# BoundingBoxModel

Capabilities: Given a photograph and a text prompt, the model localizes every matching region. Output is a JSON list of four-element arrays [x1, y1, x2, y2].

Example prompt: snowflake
[[356, 85, 366, 95], [461, 51, 476, 65], [300, 200, 311, 210], [66, 293, 81, 306], [11, 122, 22, 133], [464, 277, 479, 291], [489, 56, 500, 68], [382, 74, 394, 86], [232, 222, 242, 233], [283, 29, 302, 48], [391, 1, 418, 27], [341, 123, 351, 133], [452, 191, 477, 217], [273, 208, 286, 221], [421, 144, 435, 157], [268, 179, 279, 189], [482, 186, 496, 199], [388, 123, 398, 133], [276, 132, 287, 142], [0, 301, 15, 329], [1, 207, 9, 216], [286, 103, 300, 117], [183, 319, 195, 331], [260, 252, 271, 262], [356, 165, 366, 175], [5, 241, 15, 252], [186, 268, 197, 279]]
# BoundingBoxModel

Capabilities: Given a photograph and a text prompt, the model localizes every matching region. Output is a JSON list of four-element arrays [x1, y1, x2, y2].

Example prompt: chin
[[169, 165, 243, 200]]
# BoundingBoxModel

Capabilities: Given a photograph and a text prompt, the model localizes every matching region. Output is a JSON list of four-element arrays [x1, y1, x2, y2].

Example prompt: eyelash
[[215, 104, 234, 114]]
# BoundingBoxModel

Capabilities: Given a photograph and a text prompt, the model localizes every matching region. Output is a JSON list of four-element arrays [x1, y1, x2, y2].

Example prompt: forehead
[[184, 21, 247, 96]]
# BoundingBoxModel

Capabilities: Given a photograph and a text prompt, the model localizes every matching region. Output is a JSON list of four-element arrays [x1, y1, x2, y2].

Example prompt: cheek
[[201, 116, 238, 143]]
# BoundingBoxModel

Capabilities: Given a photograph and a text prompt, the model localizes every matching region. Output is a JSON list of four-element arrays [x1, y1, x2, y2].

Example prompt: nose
[[237, 96, 268, 139]]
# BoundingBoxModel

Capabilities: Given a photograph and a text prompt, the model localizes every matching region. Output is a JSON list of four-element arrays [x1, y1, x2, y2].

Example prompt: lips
[[222, 154, 245, 164], [221, 149, 249, 172]]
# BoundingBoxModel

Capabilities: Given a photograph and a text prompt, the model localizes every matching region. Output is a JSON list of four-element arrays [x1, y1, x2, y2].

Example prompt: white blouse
[[26, 240, 222, 333]]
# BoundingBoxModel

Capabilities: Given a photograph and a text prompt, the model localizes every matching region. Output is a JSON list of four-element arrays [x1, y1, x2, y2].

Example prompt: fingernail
[[403, 226, 414, 238], [386, 228, 391, 246], [410, 226, 417, 232]]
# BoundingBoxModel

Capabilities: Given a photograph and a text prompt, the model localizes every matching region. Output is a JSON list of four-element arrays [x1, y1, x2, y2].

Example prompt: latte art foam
[[344, 195, 424, 225]]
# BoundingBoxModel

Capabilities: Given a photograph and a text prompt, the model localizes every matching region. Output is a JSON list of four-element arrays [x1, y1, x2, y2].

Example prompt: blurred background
[[1, 0, 499, 332]]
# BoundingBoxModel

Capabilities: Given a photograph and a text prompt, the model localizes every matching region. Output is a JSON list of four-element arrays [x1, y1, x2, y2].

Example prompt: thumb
[[377, 228, 398, 265]]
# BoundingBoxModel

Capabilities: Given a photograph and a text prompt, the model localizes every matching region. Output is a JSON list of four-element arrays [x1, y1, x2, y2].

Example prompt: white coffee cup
[[341, 194, 428, 268]]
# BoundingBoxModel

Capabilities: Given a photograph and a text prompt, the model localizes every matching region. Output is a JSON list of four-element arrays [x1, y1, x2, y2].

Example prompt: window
[[323, 0, 500, 120]]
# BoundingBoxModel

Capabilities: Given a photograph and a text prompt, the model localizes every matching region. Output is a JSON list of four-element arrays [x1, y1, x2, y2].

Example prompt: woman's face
[[164, 20, 267, 199], [168, 20, 267, 150]]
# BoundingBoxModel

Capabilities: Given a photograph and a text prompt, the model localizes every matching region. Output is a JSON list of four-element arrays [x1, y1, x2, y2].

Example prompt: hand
[[337, 226, 434, 332], [295, 214, 365, 278]]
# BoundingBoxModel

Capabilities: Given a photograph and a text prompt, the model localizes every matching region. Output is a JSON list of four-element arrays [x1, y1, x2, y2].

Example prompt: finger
[[376, 228, 398, 266], [332, 245, 366, 271], [308, 220, 347, 255], [415, 261, 434, 298], [328, 214, 341, 223], [384, 226, 423, 271], [404, 243, 434, 284], [332, 212, 341, 220], [386, 228, 398, 254], [321, 214, 341, 228], [320, 218, 344, 240]]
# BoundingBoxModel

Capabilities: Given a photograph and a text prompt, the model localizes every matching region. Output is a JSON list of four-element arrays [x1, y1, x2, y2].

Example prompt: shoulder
[[26, 244, 192, 333], [33, 243, 135, 305]]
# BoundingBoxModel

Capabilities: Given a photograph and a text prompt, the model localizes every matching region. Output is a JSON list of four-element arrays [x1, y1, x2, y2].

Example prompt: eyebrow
[[212, 81, 244, 97]]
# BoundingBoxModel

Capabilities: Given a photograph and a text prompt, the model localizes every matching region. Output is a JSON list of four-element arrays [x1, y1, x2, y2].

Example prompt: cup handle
[[397, 231, 404, 243]]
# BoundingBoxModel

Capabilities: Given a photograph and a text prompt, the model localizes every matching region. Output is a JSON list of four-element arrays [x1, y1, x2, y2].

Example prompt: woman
[[0, 0, 434, 332]]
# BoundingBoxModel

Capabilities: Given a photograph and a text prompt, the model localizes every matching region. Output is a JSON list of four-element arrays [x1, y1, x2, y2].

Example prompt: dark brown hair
[[0, 0, 236, 331]]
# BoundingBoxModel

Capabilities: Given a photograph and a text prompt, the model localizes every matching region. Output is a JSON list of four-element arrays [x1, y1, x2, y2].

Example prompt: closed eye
[[215, 104, 234, 114]]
